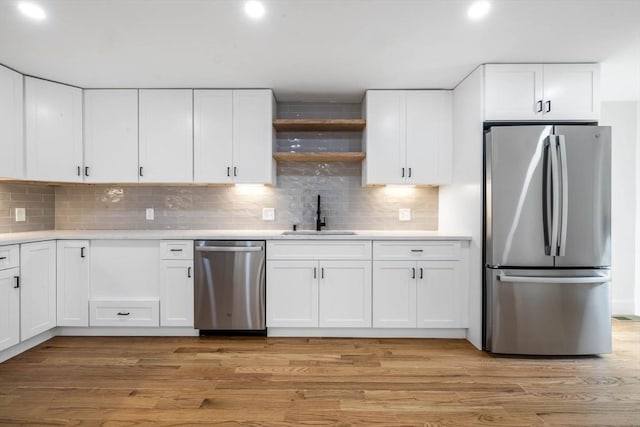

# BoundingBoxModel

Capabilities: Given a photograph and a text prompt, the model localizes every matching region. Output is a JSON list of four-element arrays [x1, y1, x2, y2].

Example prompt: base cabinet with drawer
[[266, 241, 372, 328], [0, 245, 20, 352], [159, 240, 194, 327], [372, 241, 468, 329]]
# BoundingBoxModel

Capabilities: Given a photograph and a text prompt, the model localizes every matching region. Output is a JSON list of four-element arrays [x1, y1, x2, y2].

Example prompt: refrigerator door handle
[[557, 134, 569, 257], [549, 136, 561, 256], [498, 274, 609, 284], [542, 138, 552, 255]]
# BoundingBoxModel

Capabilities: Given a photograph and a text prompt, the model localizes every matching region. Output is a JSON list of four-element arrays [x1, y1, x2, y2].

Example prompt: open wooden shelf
[[273, 152, 365, 163], [273, 119, 366, 132]]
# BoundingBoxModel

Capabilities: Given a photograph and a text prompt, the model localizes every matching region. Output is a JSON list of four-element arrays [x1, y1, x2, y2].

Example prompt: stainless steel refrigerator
[[484, 125, 612, 355]]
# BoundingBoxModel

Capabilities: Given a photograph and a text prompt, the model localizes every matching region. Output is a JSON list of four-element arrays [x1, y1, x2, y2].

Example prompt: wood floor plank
[[0, 320, 638, 425]]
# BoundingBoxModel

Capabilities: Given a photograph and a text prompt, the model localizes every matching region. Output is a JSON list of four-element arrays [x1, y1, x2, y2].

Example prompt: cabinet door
[[542, 64, 600, 121], [84, 90, 139, 183], [319, 260, 371, 328], [159, 260, 194, 327], [20, 241, 56, 340], [372, 261, 416, 328], [405, 91, 452, 184], [193, 90, 233, 183], [266, 260, 318, 327], [484, 64, 544, 121], [232, 90, 275, 184], [0, 267, 20, 351], [25, 77, 83, 182], [56, 240, 89, 327], [416, 261, 464, 328], [363, 90, 406, 185], [0, 65, 24, 179], [139, 89, 193, 183]]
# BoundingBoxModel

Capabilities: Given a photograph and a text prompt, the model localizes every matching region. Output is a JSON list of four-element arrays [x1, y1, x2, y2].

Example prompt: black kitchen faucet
[[316, 194, 326, 231]]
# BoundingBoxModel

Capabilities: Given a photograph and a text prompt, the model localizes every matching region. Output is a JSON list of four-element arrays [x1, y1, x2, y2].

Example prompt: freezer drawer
[[485, 268, 611, 355]]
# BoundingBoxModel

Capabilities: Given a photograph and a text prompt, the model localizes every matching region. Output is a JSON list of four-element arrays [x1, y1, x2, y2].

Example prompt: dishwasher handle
[[196, 246, 263, 252]]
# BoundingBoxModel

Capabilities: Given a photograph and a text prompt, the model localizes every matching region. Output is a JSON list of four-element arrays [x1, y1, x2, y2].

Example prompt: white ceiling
[[0, 0, 639, 102]]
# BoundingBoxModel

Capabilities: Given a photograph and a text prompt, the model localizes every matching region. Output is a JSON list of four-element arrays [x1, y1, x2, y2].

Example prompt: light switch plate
[[262, 207, 275, 221], [146, 208, 154, 220], [15, 208, 26, 222], [399, 208, 411, 221]]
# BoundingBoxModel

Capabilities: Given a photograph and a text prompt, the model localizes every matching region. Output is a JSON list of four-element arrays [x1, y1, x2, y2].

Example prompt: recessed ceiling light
[[244, 1, 265, 20], [17, 1, 46, 21], [467, 1, 491, 20]]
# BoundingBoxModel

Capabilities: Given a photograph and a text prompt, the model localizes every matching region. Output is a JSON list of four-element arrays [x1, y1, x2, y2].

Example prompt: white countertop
[[0, 229, 472, 245]]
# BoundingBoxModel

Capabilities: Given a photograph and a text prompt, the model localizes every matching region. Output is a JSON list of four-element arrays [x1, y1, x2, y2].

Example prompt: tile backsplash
[[55, 162, 438, 230], [0, 183, 55, 233]]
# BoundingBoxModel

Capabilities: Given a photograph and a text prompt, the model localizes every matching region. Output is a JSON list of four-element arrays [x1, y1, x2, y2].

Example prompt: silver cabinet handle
[[77, 166, 81, 176], [536, 100, 543, 113], [498, 274, 609, 284], [313, 267, 317, 279], [321, 267, 325, 279], [233, 166, 238, 177], [196, 246, 262, 252]]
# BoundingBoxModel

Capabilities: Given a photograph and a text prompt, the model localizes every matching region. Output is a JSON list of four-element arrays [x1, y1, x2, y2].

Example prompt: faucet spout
[[316, 194, 327, 231]]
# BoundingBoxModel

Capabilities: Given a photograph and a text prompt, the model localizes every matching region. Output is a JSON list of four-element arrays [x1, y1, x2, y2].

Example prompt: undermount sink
[[281, 230, 356, 236]]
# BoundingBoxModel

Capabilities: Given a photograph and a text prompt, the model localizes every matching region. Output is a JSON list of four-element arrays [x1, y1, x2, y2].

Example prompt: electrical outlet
[[15, 208, 26, 222], [262, 207, 275, 221], [146, 208, 154, 220], [399, 208, 411, 221]]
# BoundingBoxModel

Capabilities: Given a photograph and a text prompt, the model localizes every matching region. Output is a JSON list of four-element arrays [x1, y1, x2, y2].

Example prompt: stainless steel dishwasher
[[194, 240, 266, 334]]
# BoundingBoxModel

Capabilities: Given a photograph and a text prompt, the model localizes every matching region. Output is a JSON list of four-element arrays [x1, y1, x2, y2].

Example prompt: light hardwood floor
[[0, 320, 638, 426]]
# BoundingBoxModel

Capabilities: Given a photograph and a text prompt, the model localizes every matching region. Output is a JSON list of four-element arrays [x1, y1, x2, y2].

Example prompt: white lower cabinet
[[56, 240, 90, 327], [89, 240, 160, 327], [20, 241, 57, 340], [372, 241, 468, 329], [159, 240, 194, 327], [267, 260, 318, 327], [0, 267, 20, 351], [266, 241, 372, 329]]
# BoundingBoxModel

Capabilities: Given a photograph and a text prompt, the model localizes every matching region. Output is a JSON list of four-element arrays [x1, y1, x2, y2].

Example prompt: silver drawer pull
[[117, 312, 130, 316], [411, 249, 423, 253]]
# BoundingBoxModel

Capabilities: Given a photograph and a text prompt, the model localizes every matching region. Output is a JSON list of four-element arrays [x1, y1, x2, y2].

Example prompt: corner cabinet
[[25, 77, 83, 182], [484, 63, 600, 121], [0, 65, 24, 180], [266, 241, 372, 328], [20, 241, 57, 340], [194, 89, 275, 184], [139, 89, 194, 183], [363, 90, 452, 186]]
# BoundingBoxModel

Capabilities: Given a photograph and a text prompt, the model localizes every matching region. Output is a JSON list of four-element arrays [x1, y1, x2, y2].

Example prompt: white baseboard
[[0, 330, 56, 363], [57, 327, 200, 337], [267, 328, 467, 338]]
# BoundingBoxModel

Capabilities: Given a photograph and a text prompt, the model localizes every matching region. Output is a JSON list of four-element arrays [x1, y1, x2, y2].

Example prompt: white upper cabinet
[[25, 77, 83, 182], [194, 89, 275, 184], [232, 90, 275, 184], [484, 63, 600, 121], [0, 65, 24, 179], [84, 90, 139, 183], [364, 90, 452, 185], [139, 89, 193, 183]]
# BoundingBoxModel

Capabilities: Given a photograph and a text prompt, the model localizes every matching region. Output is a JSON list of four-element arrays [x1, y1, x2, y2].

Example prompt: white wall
[[601, 101, 639, 314]]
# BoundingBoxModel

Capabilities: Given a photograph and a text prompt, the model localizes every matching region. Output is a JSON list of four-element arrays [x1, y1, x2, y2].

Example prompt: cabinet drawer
[[267, 241, 372, 260], [89, 300, 159, 327], [373, 241, 461, 261], [0, 245, 19, 270], [160, 240, 193, 260]]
